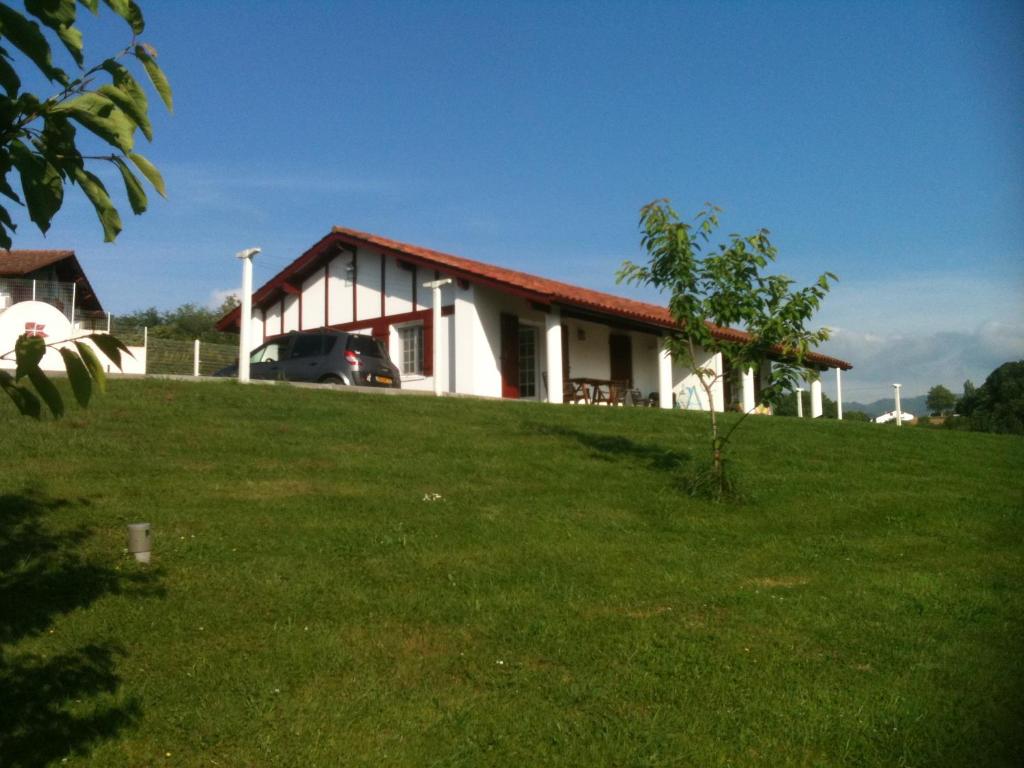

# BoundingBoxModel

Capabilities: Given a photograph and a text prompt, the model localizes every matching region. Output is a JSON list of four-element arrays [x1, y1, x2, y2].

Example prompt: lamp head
[[236, 247, 261, 260]]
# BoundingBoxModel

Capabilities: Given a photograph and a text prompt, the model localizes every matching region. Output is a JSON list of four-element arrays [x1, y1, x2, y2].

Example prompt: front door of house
[[609, 333, 632, 385], [500, 313, 520, 398]]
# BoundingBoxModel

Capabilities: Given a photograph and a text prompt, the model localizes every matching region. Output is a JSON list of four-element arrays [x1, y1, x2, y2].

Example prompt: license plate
[[375, 375, 393, 384]]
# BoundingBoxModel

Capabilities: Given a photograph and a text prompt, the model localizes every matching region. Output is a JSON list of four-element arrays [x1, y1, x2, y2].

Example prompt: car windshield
[[251, 339, 288, 363]]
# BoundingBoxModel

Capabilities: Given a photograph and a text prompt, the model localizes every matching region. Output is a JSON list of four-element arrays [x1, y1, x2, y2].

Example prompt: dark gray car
[[215, 330, 401, 387]]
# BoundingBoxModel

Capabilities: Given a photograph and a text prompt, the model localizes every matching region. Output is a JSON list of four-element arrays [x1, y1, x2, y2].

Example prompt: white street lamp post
[[236, 247, 261, 383], [795, 387, 804, 418], [893, 382, 903, 427], [422, 278, 453, 396]]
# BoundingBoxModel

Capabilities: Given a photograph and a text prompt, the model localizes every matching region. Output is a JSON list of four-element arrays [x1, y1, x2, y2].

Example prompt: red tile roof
[[0, 249, 75, 275], [0, 249, 104, 313], [218, 227, 852, 370]]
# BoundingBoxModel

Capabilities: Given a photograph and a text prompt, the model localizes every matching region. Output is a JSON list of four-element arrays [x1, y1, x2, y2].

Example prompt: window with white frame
[[397, 324, 424, 375]]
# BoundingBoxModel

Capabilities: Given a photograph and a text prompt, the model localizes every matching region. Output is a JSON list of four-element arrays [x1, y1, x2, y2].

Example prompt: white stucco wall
[[282, 294, 299, 333], [673, 348, 725, 411], [326, 254, 353, 325], [301, 270, 326, 329], [250, 309, 264, 344], [355, 248, 381, 322], [264, 303, 282, 338], [384, 256, 415, 316]]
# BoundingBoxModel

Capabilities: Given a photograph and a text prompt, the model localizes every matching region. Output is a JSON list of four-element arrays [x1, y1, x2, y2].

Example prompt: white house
[[217, 227, 852, 414], [0, 249, 146, 374], [875, 410, 914, 424]]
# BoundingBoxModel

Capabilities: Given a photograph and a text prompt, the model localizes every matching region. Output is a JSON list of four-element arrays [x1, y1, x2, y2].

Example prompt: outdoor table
[[567, 377, 612, 404]]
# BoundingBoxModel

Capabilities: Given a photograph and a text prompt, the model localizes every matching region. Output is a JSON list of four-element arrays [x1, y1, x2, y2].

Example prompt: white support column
[[658, 342, 673, 409], [835, 368, 843, 420], [893, 382, 903, 427], [235, 248, 260, 383], [810, 376, 823, 418], [795, 387, 804, 418], [544, 307, 563, 404], [423, 278, 453, 396], [741, 367, 756, 414], [193, 339, 200, 377]]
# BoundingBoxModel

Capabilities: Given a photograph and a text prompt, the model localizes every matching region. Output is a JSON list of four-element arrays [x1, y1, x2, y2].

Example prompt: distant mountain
[[844, 394, 931, 418]]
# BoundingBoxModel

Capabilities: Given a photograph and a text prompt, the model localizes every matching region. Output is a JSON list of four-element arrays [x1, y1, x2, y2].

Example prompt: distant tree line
[[946, 362, 1024, 435], [115, 297, 239, 345]]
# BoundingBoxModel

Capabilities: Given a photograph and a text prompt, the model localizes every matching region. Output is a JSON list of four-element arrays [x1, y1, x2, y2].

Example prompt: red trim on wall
[[412, 266, 417, 309], [423, 314, 433, 377], [279, 298, 285, 334], [351, 250, 358, 322], [281, 283, 300, 296]]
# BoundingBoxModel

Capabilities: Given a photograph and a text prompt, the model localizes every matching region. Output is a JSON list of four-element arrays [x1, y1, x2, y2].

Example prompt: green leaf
[[0, 47, 21, 94], [54, 91, 135, 153], [55, 23, 84, 66], [27, 366, 64, 417], [87, 332, 131, 369], [103, 0, 143, 34], [72, 166, 122, 241], [74, 339, 106, 392], [25, 0, 77, 27], [14, 333, 46, 379], [98, 81, 151, 141], [112, 155, 146, 213], [134, 44, 172, 112], [58, 346, 92, 406], [79, 0, 99, 14], [0, 3, 67, 83], [9, 140, 64, 234], [128, 151, 164, 196], [100, 60, 151, 139], [0, 370, 42, 418]]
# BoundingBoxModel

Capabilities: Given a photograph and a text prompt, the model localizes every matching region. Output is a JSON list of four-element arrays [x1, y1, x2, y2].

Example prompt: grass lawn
[[2, 378, 1022, 767]]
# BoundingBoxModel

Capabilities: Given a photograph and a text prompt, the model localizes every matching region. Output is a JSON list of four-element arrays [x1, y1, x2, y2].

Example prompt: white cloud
[[826, 321, 1024, 402], [208, 287, 240, 310]]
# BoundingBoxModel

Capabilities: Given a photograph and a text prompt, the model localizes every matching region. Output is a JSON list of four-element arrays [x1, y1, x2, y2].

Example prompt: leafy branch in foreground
[[618, 199, 836, 495], [0, 330, 129, 417], [0, 0, 172, 247]]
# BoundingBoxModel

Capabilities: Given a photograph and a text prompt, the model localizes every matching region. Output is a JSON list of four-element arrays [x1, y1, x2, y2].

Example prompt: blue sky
[[8, 0, 1023, 401]]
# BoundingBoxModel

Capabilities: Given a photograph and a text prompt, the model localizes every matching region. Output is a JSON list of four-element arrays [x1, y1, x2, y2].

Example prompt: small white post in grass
[[422, 278, 453, 396], [795, 387, 804, 418], [893, 382, 903, 427], [236, 247, 261, 383], [193, 339, 201, 377], [836, 368, 843, 420], [127, 522, 152, 564]]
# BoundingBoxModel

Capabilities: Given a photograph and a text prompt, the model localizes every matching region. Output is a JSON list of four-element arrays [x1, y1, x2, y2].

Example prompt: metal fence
[[102, 319, 237, 376], [0, 277, 76, 322]]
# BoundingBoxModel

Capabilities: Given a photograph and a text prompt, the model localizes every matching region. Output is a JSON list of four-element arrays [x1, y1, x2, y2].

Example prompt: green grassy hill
[[2, 379, 1022, 767]]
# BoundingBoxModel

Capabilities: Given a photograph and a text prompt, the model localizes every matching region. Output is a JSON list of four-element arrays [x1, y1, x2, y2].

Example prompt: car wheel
[[319, 375, 344, 386]]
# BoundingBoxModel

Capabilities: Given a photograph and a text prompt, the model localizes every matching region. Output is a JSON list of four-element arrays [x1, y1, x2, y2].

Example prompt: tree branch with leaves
[[0, 0, 171, 248], [618, 199, 836, 494], [0, 0, 170, 418]]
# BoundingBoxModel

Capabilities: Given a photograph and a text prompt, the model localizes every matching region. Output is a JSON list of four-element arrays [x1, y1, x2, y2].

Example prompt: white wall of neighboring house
[[0, 300, 145, 375]]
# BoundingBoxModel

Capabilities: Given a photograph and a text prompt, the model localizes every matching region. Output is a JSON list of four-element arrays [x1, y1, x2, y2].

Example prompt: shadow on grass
[[531, 424, 745, 501], [0, 491, 164, 766], [533, 424, 691, 473]]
